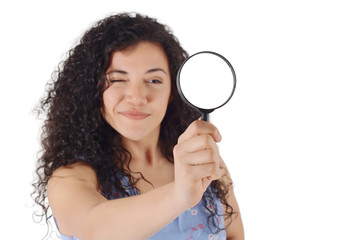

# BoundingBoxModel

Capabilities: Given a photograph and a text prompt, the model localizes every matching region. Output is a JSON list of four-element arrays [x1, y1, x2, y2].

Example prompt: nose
[[125, 83, 148, 106]]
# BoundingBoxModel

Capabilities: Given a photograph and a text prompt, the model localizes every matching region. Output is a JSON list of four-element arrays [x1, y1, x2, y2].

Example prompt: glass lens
[[177, 52, 235, 110]]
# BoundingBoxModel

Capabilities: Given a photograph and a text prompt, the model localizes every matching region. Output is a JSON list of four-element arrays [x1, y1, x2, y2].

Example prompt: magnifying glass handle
[[200, 109, 213, 122], [201, 112, 209, 121]]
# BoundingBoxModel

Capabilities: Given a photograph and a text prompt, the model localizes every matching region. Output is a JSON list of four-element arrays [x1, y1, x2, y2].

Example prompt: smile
[[119, 111, 150, 120]]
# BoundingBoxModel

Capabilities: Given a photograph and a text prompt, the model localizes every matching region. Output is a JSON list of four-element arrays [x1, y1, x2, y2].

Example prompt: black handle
[[201, 112, 209, 121], [200, 109, 214, 122]]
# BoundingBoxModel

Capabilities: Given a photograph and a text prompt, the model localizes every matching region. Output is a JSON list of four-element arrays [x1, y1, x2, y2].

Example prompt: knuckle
[[206, 148, 215, 160], [204, 134, 212, 144], [201, 135, 214, 150], [173, 144, 184, 158], [173, 144, 180, 153], [173, 144, 179, 155], [177, 133, 186, 143], [192, 120, 203, 131]]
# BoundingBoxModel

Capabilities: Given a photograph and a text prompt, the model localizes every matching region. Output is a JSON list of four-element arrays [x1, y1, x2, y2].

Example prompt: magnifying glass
[[176, 51, 237, 121]]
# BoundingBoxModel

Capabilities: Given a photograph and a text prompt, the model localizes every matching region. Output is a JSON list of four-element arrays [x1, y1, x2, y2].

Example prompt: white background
[[0, 0, 359, 239]]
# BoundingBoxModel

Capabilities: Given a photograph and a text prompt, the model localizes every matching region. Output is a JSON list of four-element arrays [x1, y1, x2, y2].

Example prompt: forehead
[[107, 42, 170, 73]]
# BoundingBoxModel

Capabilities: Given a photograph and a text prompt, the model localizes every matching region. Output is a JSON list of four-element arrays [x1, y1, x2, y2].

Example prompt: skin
[[47, 41, 244, 240]]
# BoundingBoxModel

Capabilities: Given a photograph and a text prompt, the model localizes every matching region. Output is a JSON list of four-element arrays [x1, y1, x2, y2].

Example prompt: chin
[[119, 130, 146, 141], [118, 126, 157, 142]]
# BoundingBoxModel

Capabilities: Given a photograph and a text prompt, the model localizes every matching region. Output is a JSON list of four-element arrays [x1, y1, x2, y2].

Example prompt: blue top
[[55, 175, 226, 240]]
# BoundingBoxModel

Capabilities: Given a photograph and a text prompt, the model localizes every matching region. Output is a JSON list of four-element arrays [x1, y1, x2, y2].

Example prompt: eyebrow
[[106, 68, 168, 75]]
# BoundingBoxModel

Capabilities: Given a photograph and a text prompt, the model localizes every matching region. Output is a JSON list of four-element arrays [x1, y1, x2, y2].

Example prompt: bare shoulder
[[48, 162, 100, 196], [47, 162, 106, 237], [47, 162, 103, 208], [50, 162, 97, 180]]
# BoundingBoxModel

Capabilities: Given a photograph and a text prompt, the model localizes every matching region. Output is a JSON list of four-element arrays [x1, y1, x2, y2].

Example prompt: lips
[[119, 111, 150, 120]]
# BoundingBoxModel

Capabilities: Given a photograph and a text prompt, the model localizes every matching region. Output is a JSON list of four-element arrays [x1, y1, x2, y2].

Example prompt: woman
[[33, 12, 244, 240]]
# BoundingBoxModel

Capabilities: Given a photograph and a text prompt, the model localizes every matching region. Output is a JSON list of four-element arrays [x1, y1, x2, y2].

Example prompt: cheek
[[102, 91, 111, 115], [160, 89, 172, 117], [103, 87, 124, 106], [102, 88, 121, 117], [156, 86, 171, 108]]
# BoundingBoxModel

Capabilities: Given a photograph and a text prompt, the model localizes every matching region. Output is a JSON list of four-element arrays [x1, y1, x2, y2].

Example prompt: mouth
[[119, 111, 150, 120]]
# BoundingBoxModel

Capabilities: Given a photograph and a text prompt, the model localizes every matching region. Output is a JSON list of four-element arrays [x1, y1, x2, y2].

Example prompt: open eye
[[147, 79, 163, 84]]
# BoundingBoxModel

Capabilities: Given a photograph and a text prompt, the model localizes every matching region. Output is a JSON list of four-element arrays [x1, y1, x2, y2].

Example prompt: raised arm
[[48, 120, 224, 240]]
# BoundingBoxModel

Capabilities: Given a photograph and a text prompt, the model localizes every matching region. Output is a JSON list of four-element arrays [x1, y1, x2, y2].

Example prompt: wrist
[[167, 182, 191, 213]]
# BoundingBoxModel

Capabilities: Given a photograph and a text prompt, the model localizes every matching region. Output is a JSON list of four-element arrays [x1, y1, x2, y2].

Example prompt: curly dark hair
[[32, 12, 235, 237]]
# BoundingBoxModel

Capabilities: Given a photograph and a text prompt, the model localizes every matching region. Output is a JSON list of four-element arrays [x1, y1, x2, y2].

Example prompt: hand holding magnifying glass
[[176, 51, 236, 121]]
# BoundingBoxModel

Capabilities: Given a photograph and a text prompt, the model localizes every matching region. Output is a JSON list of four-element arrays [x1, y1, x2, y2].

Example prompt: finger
[[178, 120, 222, 144], [186, 162, 220, 180], [181, 149, 219, 166], [176, 134, 219, 155]]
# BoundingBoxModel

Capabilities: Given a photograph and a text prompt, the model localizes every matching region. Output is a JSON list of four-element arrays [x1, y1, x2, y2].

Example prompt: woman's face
[[102, 41, 171, 142]]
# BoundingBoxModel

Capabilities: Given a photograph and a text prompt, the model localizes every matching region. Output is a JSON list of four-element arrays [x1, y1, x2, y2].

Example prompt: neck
[[122, 128, 164, 168]]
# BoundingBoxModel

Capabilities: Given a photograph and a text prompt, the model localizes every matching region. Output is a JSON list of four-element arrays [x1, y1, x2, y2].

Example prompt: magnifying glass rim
[[176, 51, 237, 112]]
